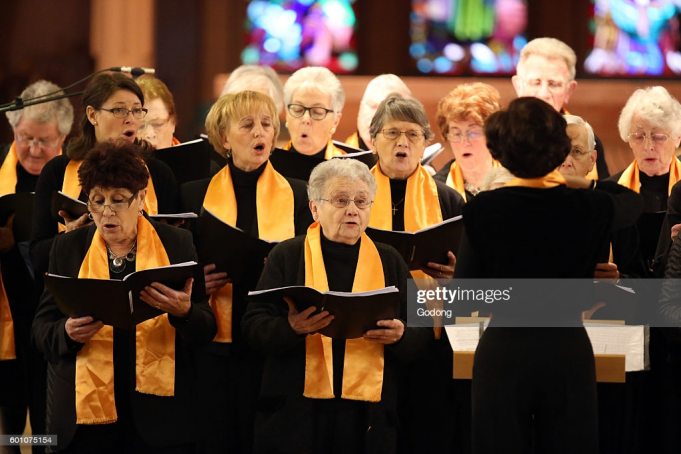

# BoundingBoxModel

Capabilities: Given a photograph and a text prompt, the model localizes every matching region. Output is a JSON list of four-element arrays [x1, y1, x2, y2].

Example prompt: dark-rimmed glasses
[[287, 104, 334, 121], [88, 192, 138, 213], [99, 107, 148, 120]]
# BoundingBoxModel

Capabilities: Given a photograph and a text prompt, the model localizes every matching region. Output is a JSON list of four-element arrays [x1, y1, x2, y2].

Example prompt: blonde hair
[[517, 37, 577, 81], [137, 76, 177, 119], [205, 91, 280, 156], [436, 83, 501, 140]]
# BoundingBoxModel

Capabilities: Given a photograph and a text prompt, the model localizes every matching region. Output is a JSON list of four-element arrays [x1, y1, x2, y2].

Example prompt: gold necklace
[[391, 197, 405, 216]]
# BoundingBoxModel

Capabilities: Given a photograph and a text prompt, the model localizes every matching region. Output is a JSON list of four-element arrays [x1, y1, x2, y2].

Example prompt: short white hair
[[221, 65, 285, 113], [307, 159, 376, 202], [618, 86, 681, 142], [284, 66, 345, 116], [517, 38, 577, 81], [480, 167, 515, 192], [6, 80, 74, 136], [564, 114, 595, 151], [362, 74, 411, 101]]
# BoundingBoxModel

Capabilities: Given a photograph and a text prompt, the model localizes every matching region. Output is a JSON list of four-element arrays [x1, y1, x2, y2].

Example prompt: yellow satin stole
[[445, 159, 501, 202], [303, 222, 385, 402], [61, 159, 159, 233], [75, 216, 176, 424], [283, 139, 346, 160], [616, 158, 681, 195], [369, 163, 444, 335], [505, 169, 568, 189], [202, 161, 296, 342], [345, 132, 360, 149]]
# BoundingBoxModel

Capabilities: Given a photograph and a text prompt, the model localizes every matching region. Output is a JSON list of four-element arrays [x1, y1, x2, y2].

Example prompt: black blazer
[[31, 219, 216, 451]]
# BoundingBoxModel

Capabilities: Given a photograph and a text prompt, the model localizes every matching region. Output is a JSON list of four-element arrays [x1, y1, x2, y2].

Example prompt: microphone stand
[[0, 91, 84, 113]]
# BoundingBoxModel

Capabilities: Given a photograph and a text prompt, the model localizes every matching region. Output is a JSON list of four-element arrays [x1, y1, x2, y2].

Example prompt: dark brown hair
[[78, 139, 149, 195], [67, 72, 146, 160], [485, 97, 570, 178]]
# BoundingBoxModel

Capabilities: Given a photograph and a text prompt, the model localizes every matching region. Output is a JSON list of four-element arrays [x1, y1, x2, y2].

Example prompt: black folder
[[45, 262, 203, 330], [248, 286, 400, 339], [0, 193, 34, 243], [196, 209, 278, 286], [366, 216, 464, 270], [155, 138, 212, 185], [331, 147, 378, 168], [268, 147, 325, 182], [51, 191, 89, 220]]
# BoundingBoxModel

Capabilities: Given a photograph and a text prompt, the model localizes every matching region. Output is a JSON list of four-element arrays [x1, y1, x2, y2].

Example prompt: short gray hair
[[618, 86, 681, 141], [6, 80, 74, 136], [221, 65, 285, 113], [362, 74, 411, 101], [369, 93, 435, 142], [284, 66, 345, 116], [517, 37, 577, 81], [564, 114, 595, 151], [307, 159, 377, 202], [480, 167, 515, 192]]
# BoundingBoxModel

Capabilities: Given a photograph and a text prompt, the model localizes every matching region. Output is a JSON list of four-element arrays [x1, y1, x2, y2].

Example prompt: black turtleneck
[[389, 179, 408, 231], [229, 159, 267, 237], [290, 143, 326, 160], [320, 229, 361, 397], [356, 132, 369, 152], [639, 171, 669, 213], [16, 162, 40, 194]]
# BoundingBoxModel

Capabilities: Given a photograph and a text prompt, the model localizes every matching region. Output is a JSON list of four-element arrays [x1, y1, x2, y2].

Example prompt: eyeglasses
[[99, 107, 148, 119], [446, 130, 484, 143], [521, 78, 567, 94], [287, 104, 334, 121], [320, 196, 373, 210], [88, 192, 138, 213], [628, 132, 670, 145], [380, 129, 425, 143], [139, 117, 170, 131], [15, 136, 62, 149], [569, 148, 592, 159]]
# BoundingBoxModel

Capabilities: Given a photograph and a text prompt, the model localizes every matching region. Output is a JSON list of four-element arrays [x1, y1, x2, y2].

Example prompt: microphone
[[109, 67, 156, 77]]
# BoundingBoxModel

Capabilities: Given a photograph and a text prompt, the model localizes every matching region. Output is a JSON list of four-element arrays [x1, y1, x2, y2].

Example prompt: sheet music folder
[[46, 262, 203, 330], [196, 209, 278, 286], [365, 216, 463, 270], [248, 286, 400, 339]]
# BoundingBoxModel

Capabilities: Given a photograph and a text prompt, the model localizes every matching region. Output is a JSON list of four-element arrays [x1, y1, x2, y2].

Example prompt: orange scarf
[[62, 159, 159, 225], [616, 157, 681, 195], [0, 143, 21, 360], [283, 139, 346, 160], [75, 216, 175, 424], [370, 163, 444, 335], [202, 161, 296, 342], [345, 132, 360, 149], [505, 169, 567, 189], [445, 159, 501, 202], [303, 222, 385, 402], [171, 137, 181, 146]]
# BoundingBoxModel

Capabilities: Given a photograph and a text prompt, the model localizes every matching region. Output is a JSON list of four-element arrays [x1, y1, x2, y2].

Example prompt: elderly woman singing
[[32, 140, 216, 453], [242, 158, 431, 454]]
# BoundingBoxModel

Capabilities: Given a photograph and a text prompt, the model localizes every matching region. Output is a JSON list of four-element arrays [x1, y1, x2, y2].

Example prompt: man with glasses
[[1, 80, 73, 453], [513, 37, 610, 178]]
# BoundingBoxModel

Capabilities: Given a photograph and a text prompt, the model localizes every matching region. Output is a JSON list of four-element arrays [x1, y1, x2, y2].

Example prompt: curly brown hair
[[78, 139, 149, 195]]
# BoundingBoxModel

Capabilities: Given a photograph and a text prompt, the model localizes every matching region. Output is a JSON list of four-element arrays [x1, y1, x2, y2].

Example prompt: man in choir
[[345, 74, 411, 151], [2, 80, 73, 452], [513, 37, 609, 178], [269, 66, 346, 181], [221, 65, 285, 114], [242, 158, 431, 453]]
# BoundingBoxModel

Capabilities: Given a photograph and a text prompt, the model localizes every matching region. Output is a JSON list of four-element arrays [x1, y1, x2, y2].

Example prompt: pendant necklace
[[106, 239, 137, 273], [392, 197, 405, 216]]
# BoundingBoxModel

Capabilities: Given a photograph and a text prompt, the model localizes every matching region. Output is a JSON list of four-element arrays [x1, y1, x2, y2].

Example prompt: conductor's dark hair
[[67, 72, 151, 160], [79, 139, 149, 195], [485, 97, 571, 178]]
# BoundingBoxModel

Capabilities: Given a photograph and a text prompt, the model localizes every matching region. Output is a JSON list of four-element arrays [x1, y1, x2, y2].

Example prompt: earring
[[330, 127, 336, 134], [93, 121, 97, 125], [138, 210, 143, 217], [285, 121, 289, 129], [88, 213, 93, 220]]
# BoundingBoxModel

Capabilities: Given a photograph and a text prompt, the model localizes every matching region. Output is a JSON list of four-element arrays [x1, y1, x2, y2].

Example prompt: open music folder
[[0, 192, 34, 242], [248, 286, 400, 339], [45, 261, 203, 329], [365, 215, 463, 270]]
